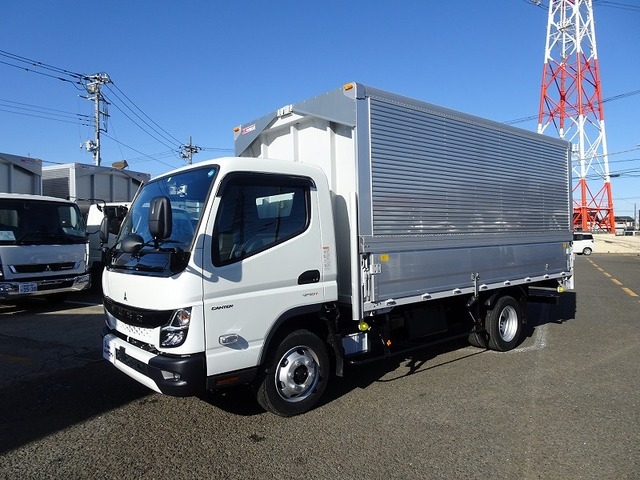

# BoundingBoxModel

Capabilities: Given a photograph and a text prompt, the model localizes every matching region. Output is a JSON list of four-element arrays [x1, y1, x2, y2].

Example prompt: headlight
[[160, 307, 192, 348]]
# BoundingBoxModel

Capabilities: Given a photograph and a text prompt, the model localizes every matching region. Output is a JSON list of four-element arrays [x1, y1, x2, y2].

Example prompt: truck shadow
[[521, 290, 577, 340], [0, 362, 150, 454], [203, 291, 578, 417], [0, 292, 578, 452], [0, 290, 102, 315]]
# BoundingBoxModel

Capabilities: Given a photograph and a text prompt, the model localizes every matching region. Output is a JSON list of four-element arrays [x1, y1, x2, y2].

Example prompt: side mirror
[[149, 196, 172, 240], [121, 234, 145, 254]]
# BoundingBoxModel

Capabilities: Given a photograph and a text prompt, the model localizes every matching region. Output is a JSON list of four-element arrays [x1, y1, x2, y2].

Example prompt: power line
[[504, 88, 640, 125], [103, 94, 179, 152], [0, 50, 87, 90], [593, 0, 640, 12], [524, 1, 640, 12], [107, 83, 183, 146], [201, 146, 234, 153], [0, 98, 92, 124], [102, 133, 179, 169], [0, 49, 197, 165]]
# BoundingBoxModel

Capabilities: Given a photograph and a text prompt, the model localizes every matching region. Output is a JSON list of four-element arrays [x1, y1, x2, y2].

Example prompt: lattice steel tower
[[537, 0, 615, 232]]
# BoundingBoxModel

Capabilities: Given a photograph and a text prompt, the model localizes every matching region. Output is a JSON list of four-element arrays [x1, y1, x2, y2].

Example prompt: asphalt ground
[[0, 255, 638, 479]]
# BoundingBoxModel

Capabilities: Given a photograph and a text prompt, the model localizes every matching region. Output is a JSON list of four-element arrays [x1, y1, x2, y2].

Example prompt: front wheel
[[255, 329, 330, 417], [582, 247, 592, 256], [486, 296, 522, 352]]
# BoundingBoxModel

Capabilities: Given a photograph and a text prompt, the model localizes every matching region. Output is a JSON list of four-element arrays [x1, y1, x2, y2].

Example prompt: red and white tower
[[537, 0, 615, 233]]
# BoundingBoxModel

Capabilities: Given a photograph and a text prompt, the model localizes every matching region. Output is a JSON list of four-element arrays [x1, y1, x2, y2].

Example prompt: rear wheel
[[255, 329, 329, 417], [582, 247, 592, 256], [486, 296, 522, 352]]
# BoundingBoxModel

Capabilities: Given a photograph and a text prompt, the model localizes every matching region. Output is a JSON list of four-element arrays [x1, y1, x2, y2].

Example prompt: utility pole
[[82, 73, 111, 166], [180, 136, 202, 165]]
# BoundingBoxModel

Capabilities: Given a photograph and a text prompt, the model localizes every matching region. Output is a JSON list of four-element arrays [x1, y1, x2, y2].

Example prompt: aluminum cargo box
[[236, 82, 572, 312], [0, 153, 42, 195], [42, 163, 150, 216]]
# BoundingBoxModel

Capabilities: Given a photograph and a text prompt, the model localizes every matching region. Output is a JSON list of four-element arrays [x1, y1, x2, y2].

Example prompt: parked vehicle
[[42, 163, 148, 218], [0, 153, 42, 195], [0, 193, 90, 303], [102, 82, 574, 416], [42, 163, 148, 277], [86, 202, 130, 280], [572, 232, 595, 255]]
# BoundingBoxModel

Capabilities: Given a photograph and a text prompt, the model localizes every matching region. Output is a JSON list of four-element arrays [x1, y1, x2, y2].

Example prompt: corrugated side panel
[[363, 95, 571, 306], [42, 177, 71, 199], [368, 98, 570, 237]]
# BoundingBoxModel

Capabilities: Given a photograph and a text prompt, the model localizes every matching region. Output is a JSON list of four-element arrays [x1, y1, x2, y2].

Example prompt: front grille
[[12, 262, 76, 274], [104, 296, 172, 328], [120, 322, 156, 344]]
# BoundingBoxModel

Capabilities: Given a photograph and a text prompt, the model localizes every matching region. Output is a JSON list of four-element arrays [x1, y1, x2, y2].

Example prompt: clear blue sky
[[1, 1, 639, 216]]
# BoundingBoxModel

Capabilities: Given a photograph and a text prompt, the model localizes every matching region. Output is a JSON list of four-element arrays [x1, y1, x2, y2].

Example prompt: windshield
[[0, 198, 86, 245], [118, 165, 217, 250]]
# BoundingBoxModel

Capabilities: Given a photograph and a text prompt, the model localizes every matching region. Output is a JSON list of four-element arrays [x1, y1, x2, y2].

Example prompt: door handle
[[298, 270, 320, 285]]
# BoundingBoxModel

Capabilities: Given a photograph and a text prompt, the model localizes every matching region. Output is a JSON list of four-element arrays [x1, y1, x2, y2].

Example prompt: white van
[[572, 232, 595, 255]]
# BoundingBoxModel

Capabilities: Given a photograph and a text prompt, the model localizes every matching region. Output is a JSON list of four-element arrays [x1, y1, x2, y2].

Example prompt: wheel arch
[[258, 304, 329, 367], [482, 286, 529, 323]]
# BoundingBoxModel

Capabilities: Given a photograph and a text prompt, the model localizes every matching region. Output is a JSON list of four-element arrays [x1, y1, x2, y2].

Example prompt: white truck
[[42, 163, 148, 276], [1, 153, 42, 195], [102, 83, 573, 416], [0, 193, 91, 303], [42, 163, 149, 215], [86, 201, 130, 281]]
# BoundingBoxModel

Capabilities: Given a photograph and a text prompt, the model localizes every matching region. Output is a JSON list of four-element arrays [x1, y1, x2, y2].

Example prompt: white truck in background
[[0, 193, 90, 303], [1, 154, 90, 303], [42, 163, 148, 277], [42, 163, 148, 215], [101, 82, 574, 416], [0, 153, 42, 195], [86, 202, 130, 282]]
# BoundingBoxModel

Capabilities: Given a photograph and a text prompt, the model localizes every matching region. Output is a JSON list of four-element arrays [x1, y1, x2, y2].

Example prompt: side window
[[107, 206, 128, 236], [213, 174, 311, 266]]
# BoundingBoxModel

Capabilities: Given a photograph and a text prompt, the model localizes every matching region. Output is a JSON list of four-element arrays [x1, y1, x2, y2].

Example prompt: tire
[[486, 296, 522, 352], [468, 330, 488, 349], [582, 247, 592, 256], [255, 329, 329, 417]]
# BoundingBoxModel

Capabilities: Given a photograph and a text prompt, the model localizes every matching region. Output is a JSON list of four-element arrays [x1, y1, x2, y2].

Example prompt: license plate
[[103, 336, 116, 364], [19, 282, 37, 293]]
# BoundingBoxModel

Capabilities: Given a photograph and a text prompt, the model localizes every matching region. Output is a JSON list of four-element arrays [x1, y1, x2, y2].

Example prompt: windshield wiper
[[14, 231, 44, 243]]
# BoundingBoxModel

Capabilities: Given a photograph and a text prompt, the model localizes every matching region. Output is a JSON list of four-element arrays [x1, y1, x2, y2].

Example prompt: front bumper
[[0, 273, 91, 301], [102, 330, 205, 396]]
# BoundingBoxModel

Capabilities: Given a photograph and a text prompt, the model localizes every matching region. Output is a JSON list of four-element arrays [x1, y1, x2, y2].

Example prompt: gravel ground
[[590, 233, 640, 255]]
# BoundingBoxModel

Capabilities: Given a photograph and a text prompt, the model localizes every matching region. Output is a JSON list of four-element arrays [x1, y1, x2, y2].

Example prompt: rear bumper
[[0, 273, 91, 301], [102, 331, 205, 397]]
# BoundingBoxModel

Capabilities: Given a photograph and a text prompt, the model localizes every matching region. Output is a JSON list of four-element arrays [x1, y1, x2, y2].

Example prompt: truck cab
[[102, 158, 337, 414], [0, 193, 91, 302]]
